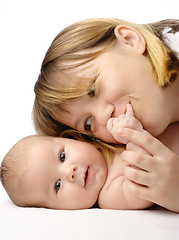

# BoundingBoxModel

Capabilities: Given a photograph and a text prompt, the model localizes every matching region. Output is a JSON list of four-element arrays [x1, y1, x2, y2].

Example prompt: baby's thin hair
[[0, 136, 40, 207], [0, 145, 23, 205]]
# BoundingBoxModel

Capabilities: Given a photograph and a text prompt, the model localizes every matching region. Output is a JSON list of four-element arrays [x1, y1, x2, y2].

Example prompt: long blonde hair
[[33, 18, 179, 136], [60, 129, 124, 163]]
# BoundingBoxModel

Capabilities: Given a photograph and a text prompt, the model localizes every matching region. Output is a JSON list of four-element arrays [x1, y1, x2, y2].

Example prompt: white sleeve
[[163, 29, 179, 59]]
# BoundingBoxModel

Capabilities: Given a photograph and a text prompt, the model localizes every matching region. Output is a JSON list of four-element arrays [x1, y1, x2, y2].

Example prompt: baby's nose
[[66, 165, 77, 182]]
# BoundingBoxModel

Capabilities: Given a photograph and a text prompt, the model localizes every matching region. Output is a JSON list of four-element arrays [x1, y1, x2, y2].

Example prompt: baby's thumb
[[107, 118, 114, 133]]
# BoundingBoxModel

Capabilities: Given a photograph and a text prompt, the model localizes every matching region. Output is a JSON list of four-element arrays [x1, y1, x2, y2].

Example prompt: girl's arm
[[107, 104, 179, 212], [117, 127, 179, 213]]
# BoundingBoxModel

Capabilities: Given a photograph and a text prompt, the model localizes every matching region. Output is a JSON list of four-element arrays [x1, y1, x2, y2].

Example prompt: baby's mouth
[[84, 166, 89, 186]]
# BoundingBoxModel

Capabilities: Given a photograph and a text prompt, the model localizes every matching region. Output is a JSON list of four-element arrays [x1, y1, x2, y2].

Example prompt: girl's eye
[[88, 80, 95, 97], [55, 179, 61, 192], [60, 151, 66, 163], [84, 117, 92, 132]]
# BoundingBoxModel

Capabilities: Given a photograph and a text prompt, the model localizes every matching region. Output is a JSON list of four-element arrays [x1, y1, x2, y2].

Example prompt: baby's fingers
[[126, 103, 134, 117], [107, 118, 114, 133]]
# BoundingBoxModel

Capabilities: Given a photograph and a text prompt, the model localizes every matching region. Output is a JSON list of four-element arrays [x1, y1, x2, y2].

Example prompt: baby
[[0, 104, 153, 210]]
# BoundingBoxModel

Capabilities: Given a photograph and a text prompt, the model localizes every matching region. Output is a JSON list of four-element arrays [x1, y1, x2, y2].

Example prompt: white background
[[0, 0, 178, 204]]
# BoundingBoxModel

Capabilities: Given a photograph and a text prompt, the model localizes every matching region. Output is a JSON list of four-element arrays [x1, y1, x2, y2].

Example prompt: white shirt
[[163, 29, 179, 59]]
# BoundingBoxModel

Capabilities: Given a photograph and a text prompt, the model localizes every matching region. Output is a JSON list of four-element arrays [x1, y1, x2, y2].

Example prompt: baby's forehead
[[10, 136, 46, 165], [13, 136, 39, 155]]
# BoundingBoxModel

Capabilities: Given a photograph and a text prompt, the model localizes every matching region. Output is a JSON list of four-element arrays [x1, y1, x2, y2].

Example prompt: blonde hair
[[60, 129, 124, 163], [33, 18, 179, 136]]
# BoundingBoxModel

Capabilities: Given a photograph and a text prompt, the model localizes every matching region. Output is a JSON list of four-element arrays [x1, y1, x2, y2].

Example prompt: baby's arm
[[98, 104, 152, 209], [98, 169, 153, 210], [107, 104, 148, 154]]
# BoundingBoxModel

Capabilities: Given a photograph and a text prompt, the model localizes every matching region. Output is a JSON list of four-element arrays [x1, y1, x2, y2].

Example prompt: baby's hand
[[107, 104, 144, 144], [107, 103, 149, 154]]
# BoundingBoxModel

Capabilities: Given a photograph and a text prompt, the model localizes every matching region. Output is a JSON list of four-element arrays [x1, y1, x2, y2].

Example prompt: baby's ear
[[114, 25, 146, 55]]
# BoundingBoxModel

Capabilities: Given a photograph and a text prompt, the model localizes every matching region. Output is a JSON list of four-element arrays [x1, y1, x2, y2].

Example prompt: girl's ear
[[114, 25, 146, 55]]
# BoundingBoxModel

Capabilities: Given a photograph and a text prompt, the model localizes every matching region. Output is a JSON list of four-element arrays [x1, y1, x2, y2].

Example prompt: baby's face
[[19, 136, 107, 210]]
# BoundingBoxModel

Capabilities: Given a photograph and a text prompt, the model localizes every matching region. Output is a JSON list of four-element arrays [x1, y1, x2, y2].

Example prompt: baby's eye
[[84, 117, 91, 132], [60, 151, 66, 163], [88, 80, 96, 97], [55, 179, 61, 192]]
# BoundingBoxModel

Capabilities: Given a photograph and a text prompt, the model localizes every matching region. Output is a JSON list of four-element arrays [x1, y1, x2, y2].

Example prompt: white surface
[[0, 199, 178, 240]]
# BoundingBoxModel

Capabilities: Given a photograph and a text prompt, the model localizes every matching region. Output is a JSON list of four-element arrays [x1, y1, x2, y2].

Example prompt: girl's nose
[[93, 101, 114, 126], [66, 165, 77, 182]]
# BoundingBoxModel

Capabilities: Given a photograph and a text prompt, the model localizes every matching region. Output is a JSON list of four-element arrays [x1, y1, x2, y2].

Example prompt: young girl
[[33, 18, 179, 212]]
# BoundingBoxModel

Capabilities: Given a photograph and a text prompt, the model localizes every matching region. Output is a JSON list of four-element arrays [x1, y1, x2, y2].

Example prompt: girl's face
[[56, 40, 169, 142], [20, 136, 107, 209]]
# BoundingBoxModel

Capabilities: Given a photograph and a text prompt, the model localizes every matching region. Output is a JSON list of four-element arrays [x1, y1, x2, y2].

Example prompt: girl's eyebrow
[[90, 72, 100, 83], [73, 73, 100, 130], [87, 72, 99, 92]]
